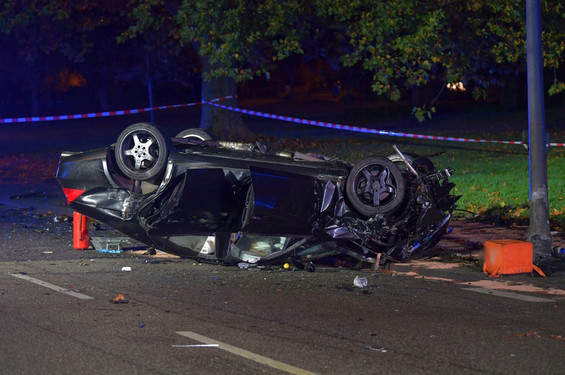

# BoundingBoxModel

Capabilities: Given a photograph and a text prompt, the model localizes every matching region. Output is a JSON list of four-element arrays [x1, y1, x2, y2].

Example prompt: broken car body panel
[[57, 122, 459, 266]]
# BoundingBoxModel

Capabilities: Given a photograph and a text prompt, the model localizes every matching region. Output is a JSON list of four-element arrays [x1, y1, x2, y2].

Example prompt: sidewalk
[[385, 219, 565, 297]]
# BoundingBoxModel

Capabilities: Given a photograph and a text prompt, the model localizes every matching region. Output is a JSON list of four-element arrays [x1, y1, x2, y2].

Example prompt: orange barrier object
[[73, 212, 90, 250], [483, 239, 545, 277]]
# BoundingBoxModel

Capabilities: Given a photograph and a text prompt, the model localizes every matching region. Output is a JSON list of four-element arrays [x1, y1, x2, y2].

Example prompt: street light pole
[[526, 0, 552, 256]]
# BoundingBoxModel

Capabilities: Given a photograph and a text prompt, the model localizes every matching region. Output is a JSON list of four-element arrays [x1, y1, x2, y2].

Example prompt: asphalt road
[[1, 209, 564, 375]]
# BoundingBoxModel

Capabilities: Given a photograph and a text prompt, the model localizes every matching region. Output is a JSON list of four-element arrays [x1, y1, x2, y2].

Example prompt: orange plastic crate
[[483, 239, 535, 277]]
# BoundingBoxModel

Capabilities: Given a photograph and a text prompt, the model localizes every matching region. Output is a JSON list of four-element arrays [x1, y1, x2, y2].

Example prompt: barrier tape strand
[[2, 96, 563, 147], [0, 96, 232, 124], [206, 101, 565, 147]]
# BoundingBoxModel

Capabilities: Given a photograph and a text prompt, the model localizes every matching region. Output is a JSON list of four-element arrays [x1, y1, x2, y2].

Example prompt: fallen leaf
[[518, 331, 541, 338]]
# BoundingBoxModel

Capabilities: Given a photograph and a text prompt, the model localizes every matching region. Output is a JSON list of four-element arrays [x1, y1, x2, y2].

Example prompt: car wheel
[[115, 122, 170, 181], [346, 156, 406, 217], [175, 128, 212, 141]]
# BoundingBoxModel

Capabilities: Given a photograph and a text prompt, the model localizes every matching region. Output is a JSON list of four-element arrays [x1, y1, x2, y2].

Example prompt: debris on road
[[53, 215, 71, 223], [91, 236, 129, 252], [365, 345, 387, 353], [99, 249, 123, 254], [517, 330, 541, 338], [112, 294, 128, 304], [353, 276, 368, 288]]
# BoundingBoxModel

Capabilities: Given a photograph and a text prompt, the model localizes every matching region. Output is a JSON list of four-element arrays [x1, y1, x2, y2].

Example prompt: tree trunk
[[30, 81, 39, 117], [82, 66, 110, 112], [199, 55, 253, 139], [97, 81, 109, 112], [146, 51, 155, 123]]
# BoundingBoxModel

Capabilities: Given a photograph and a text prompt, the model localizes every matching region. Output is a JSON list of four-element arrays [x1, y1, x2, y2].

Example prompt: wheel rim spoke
[[124, 132, 157, 170], [372, 169, 387, 204], [132, 133, 141, 146], [360, 169, 373, 195], [380, 168, 396, 194]]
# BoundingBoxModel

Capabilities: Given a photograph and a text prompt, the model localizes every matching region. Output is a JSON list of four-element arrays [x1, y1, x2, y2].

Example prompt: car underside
[[57, 122, 459, 268]]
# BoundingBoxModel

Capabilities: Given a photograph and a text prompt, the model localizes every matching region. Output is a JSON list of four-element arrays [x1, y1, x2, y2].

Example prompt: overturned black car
[[57, 122, 459, 268]]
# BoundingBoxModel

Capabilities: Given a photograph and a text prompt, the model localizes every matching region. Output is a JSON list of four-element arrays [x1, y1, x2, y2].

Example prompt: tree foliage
[[123, 0, 314, 82], [319, 0, 565, 119], [125, 0, 565, 122], [0, 1, 128, 114], [0, 0, 199, 114], [123, 0, 319, 135], [1, 0, 564, 121], [0, 0, 82, 114]]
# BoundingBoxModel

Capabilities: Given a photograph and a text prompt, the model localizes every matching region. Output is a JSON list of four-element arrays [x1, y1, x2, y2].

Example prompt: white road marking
[[462, 287, 554, 302], [176, 331, 319, 375], [10, 274, 94, 300]]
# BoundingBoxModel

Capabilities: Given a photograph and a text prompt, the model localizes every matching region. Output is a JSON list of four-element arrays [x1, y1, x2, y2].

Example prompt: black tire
[[115, 122, 170, 181], [346, 156, 406, 217], [175, 128, 212, 141]]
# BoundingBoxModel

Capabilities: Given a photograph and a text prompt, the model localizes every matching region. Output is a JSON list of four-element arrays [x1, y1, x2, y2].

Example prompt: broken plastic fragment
[[99, 249, 123, 254], [113, 294, 129, 304], [353, 276, 368, 288], [365, 345, 387, 352]]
